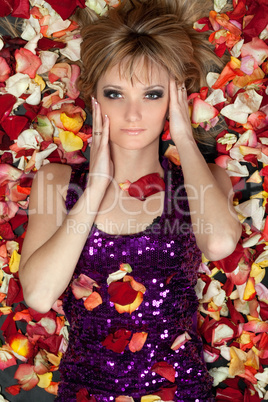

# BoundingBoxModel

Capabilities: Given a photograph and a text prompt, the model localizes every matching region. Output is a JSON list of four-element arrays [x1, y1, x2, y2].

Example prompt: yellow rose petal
[[59, 130, 83, 152], [9, 250, 21, 273], [141, 396, 161, 402], [60, 112, 84, 134], [37, 372, 53, 388], [34, 74, 46, 91], [250, 263, 265, 284]]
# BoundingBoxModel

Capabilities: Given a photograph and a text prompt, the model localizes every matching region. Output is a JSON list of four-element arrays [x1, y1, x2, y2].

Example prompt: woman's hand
[[168, 78, 194, 147], [88, 98, 114, 194]]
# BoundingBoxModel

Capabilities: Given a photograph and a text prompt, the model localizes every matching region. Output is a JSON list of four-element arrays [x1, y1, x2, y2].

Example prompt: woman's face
[[96, 60, 170, 151]]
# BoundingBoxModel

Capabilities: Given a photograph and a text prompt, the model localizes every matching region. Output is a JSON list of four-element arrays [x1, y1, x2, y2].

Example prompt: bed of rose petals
[[0, 0, 267, 400]]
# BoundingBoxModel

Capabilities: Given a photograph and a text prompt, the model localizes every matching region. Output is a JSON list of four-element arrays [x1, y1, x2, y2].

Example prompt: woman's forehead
[[102, 59, 170, 86]]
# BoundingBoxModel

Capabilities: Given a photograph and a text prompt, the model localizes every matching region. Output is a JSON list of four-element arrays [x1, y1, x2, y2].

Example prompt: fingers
[[91, 97, 109, 146], [170, 79, 187, 104]]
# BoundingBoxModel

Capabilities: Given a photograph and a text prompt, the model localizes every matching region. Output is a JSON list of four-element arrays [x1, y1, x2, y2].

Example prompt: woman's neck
[[110, 142, 164, 183]]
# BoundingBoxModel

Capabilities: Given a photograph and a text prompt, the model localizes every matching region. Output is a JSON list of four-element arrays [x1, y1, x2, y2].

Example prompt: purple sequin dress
[[56, 158, 215, 402]]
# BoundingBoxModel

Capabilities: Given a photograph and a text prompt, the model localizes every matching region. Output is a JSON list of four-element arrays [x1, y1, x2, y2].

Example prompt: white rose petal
[[201, 279, 223, 303], [0, 37, 4, 51], [21, 20, 40, 41], [26, 85, 41, 105], [260, 26, 268, 41], [24, 33, 42, 54], [60, 37, 82, 61], [5, 73, 30, 97], [86, 0, 108, 15], [35, 143, 58, 170], [194, 278, 206, 299], [205, 89, 226, 106], [214, 0, 227, 12], [209, 366, 231, 387], [230, 39, 244, 58], [37, 51, 59, 74], [16, 129, 43, 149], [221, 90, 263, 124], [235, 199, 264, 230], [47, 81, 66, 98], [226, 160, 249, 177], [46, 19, 71, 37], [206, 72, 220, 88], [255, 368, 268, 384]]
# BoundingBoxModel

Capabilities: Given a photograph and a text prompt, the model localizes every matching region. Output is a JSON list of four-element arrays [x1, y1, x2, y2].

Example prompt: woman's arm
[[169, 79, 242, 261], [19, 101, 113, 313]]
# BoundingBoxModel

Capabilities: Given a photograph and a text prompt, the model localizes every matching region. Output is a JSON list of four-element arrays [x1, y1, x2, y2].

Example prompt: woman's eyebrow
[[102, 84, 165, 90]]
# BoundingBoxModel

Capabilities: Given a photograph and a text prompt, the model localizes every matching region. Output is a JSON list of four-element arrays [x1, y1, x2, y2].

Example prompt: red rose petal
[[45, 0, 86, 20], [212, 242, 245, 273], [37, 37, 66, 51], [37, 334, 63, 355], [0, 94, 17, 124], [102, 329, 131, 353], [128, 173, 165, 201], [11, 0, 30, 18], [5, 384, 21, 395], [151, 361, 176, 383], [6, 278, 24, 305], [108, 281, 138, 305], [1, 115, 29, 140], [0, 0, 13, 17]]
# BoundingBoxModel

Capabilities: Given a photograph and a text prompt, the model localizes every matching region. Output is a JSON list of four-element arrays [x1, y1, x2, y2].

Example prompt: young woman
[[19, 0, 242, 400]]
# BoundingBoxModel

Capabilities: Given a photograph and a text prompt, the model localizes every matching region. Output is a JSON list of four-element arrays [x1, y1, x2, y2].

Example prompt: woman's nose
[[124, 100, 142, 122]]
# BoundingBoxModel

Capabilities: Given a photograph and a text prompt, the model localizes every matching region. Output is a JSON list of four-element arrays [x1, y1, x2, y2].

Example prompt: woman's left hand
[[168, 78, 194, 147]]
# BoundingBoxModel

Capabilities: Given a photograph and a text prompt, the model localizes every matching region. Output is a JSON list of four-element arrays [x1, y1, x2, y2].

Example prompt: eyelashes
[[103, 89, 164, 100], [103, 89, 122, 99]]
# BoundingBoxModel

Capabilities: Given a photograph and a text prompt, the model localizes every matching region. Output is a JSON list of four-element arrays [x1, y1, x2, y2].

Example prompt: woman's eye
[[145, 91, 164, 100], [103, 90, 122, 99]]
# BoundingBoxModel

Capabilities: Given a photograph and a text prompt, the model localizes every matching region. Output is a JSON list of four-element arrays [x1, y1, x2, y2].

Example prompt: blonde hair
[[76, 0, 225, 144]]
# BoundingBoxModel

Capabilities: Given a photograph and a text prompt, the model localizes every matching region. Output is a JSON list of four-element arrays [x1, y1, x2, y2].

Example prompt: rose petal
[[84, 292, 102, 311], [128, 332, 148, 352], [59, 130, 83, 152], [15, 48, 42, 79], [151, 361, 176, 383], [14, 364, 39, 391], [71, 274, 98, 299]]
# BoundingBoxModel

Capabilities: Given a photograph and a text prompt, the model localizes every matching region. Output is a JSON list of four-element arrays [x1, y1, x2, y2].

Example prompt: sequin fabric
[[56, 158, 215, 402]]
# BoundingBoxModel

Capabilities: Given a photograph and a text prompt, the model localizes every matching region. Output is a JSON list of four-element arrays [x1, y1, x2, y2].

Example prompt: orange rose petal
[[44, 381, 59, 395], [13, 309, 32, 323], [9, 333, 33, 360], [243, 277, 257, 301], [129, 332, 148, 352], [229, 346, 247, 376], [60, 112, 84, 134], [244, 349, 259, 370], [115, 397, 135, 402], [84, 292, 102, 311], [164, 144, 181, 166]]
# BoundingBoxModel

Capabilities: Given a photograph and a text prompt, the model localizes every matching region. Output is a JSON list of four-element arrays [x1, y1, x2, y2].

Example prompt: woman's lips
[[121, 129, 145, 135]]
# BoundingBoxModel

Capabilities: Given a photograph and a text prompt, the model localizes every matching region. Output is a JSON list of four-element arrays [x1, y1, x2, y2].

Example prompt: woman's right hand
[[88, 98, 114, 194]]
